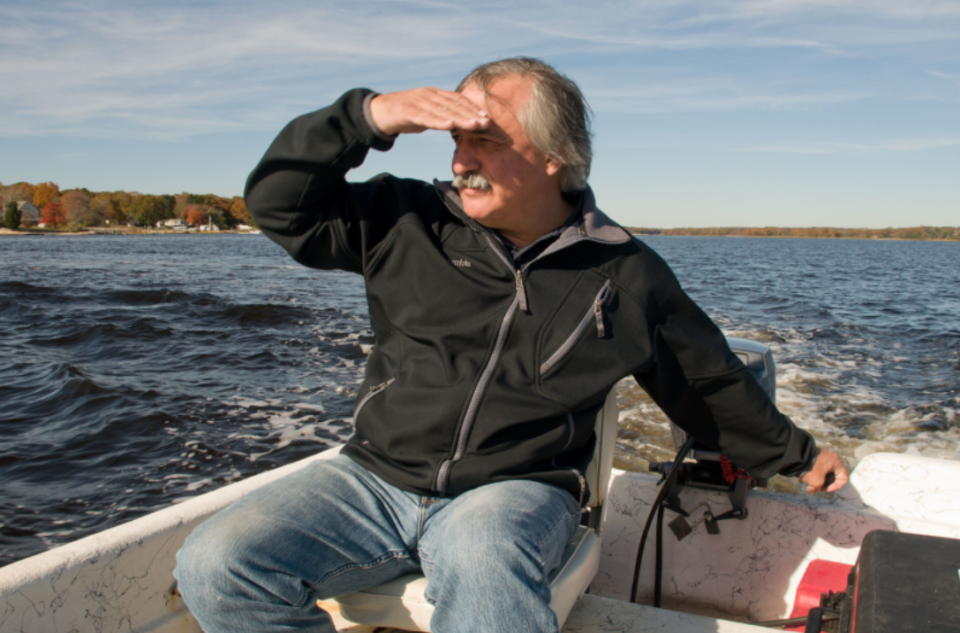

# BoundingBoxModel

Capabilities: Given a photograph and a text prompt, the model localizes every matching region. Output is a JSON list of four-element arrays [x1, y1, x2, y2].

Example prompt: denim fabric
[[175, 454, 581, 633]]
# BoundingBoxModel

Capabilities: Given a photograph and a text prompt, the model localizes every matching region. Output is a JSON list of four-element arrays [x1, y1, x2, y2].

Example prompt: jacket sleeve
[[244, 89, 403, 273], [631, 250, 816, 479]]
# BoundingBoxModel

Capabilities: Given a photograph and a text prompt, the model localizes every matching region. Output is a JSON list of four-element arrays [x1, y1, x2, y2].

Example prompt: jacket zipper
[[484, 229, 530, 314], [552, 413, 587, 507], [515, 270, 528, 313], [430, 186, 622, 499], [353, 378, 395, 419], [540, 280, 613, 376], [434, 232, 523, 495]]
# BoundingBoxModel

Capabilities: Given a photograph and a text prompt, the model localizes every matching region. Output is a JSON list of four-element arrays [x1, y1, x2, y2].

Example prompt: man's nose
[[452, 141, 480, 175]]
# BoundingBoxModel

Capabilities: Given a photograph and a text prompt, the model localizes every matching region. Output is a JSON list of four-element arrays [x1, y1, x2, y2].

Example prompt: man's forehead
[[460, 77, 530, 113], [457, 78, 529, 139]]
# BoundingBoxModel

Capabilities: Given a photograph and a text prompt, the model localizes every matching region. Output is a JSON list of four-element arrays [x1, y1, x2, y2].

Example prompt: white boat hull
[[3, 450, 959, 632]]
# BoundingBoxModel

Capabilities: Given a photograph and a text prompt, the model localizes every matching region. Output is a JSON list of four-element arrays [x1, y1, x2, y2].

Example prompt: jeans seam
[[417, 497, 429, 541], [535, 508, 580, 569], [311, 549, 412, 600], [418, 551, 437, 605]]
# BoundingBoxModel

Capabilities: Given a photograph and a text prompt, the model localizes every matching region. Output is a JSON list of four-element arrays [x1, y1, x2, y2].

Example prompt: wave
[[100, 288, 220, 307], [3, 233, 956, 567], [221, 303, 314, 325], [0, 280, 61, 299], [29, 320, 175, 349]]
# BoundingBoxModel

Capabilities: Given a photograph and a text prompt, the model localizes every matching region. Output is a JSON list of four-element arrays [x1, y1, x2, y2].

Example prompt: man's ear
[[545, 156, 563, 178]]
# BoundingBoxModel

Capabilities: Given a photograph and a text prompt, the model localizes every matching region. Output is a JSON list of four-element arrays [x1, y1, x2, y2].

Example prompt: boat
[[2, 339, 959, 633]]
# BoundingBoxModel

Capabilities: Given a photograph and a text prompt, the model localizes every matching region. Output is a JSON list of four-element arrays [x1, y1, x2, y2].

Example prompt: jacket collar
[[433, 181, 632, 248]]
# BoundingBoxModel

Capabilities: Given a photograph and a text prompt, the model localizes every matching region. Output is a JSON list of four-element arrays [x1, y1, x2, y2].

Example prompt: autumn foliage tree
[[2, 182, 36, 208], [187, 193, 236, 227], [61, 190, 95, 226], [33, 182, 60, 210], [90, 192, 131, 225], [40, 201, 66, 229], [230, 197, 254, 227], [184, 204, 210, 227], [128, 194, 175, 226]]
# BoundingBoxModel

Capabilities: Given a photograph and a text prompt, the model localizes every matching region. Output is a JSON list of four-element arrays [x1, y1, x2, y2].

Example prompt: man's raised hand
[[369, 88, 490, 136]]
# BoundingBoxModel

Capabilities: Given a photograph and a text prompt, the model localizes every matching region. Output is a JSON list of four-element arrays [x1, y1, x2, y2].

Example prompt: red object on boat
[[785, 559, 852, 631]]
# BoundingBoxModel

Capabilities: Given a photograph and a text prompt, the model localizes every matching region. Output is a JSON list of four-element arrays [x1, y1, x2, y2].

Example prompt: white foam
[[294, 403, 325, 412], [232, 398, 270, 409], [184, 478, 213, 492]]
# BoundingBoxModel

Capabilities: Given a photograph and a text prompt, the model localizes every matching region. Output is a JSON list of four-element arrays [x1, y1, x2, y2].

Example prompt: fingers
[[824, 460, 850, 493], [370, 88, 490, 136], [800, 447, 849, 494]]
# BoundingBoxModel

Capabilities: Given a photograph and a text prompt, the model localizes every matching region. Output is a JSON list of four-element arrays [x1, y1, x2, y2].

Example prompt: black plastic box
[[851, 530, 960, 633]]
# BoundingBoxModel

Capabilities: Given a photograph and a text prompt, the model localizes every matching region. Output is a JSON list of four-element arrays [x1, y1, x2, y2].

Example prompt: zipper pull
[[515, 270, 529, 313], [594, 282, 612, 338], [594, 297, 605, 338], [577, 473, 587, 507]]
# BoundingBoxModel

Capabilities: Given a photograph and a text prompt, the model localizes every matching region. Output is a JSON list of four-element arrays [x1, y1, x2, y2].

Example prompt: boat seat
[[332, 388, 620, 631]]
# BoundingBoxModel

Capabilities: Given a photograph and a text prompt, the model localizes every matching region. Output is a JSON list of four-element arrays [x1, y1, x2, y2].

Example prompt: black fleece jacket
[[245, 88, 816, 502]]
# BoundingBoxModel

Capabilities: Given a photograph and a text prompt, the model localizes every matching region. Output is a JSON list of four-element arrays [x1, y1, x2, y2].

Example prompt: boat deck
[[6, 452, 960, 633], [319, 596, 768, 632]]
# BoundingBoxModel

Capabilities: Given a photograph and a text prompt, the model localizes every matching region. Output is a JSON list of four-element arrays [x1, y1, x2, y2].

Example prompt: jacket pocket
[[540, 280, 613, 377], [353, 377, 395, 420]]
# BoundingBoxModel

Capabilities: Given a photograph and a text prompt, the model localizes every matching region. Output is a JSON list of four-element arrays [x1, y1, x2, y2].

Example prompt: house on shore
[[17, 201, 40, 226], [157, 218, 187, 231]]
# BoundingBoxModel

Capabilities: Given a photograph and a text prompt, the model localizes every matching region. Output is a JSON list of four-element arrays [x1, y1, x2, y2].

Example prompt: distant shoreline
[[631, 233, 959, 243], [627, 226, 960, 242], [0, 228, 261, 236], [2, 227, 957, 243]]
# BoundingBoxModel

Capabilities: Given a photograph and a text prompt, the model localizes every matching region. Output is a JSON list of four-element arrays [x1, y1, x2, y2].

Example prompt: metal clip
[[668, 502, 715, 541], [668, 515, 693, 540], [704, 512, 720, 535]]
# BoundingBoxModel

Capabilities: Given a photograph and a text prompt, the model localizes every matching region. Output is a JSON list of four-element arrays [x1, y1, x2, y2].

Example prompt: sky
[[1, 0, 958, 228]]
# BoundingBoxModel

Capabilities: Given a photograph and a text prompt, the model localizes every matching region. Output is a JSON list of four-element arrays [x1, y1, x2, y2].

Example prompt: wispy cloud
[[0, 1, 526, 138], [927, 70, 960, 88], [1, 0, 958, 139], [587, 78, 872, 113]]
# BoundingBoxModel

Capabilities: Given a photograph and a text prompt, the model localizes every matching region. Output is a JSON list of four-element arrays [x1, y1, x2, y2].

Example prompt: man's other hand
[[799, 447, 849, 494], [370, 88, 490, 136]]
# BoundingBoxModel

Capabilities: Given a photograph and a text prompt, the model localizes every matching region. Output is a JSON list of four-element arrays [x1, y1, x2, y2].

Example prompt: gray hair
[[457, 58, 593, 193]]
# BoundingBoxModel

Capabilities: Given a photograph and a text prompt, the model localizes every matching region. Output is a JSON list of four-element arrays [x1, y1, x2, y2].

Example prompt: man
[[175, 58, 847, 633]]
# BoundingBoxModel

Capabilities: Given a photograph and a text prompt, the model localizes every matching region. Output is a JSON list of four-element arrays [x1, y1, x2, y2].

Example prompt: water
[[615, 237, 960, 481], [1, 234, 958, 566]]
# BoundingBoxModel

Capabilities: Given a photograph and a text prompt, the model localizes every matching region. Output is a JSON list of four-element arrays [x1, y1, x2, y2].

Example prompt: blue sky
[[1, 0, 957, 228]]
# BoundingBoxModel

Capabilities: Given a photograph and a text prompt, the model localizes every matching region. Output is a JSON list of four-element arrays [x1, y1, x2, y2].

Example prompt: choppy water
[[1, 234, 958, 566]]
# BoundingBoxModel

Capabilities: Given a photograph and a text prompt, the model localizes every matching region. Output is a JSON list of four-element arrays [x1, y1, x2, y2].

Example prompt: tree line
[[3, 181, 954, 241], [1, 181, 255, 231], [626, 226, 960, 241]]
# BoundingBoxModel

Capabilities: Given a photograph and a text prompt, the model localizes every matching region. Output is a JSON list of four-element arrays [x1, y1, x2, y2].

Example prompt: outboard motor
[[632, 337, 778, 605], [651, 337, 776, 529]]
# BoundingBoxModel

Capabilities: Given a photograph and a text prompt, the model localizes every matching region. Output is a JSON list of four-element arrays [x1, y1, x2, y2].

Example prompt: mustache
[[452, 173, 492, 192]]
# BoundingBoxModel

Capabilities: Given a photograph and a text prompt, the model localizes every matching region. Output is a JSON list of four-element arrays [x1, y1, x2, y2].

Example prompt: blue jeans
[[174, 454, 581, 633]]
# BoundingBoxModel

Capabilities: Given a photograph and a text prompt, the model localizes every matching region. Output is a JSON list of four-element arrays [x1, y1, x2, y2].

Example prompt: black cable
[[654, 504, 665, 607], [629, 436, 696, 604]]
